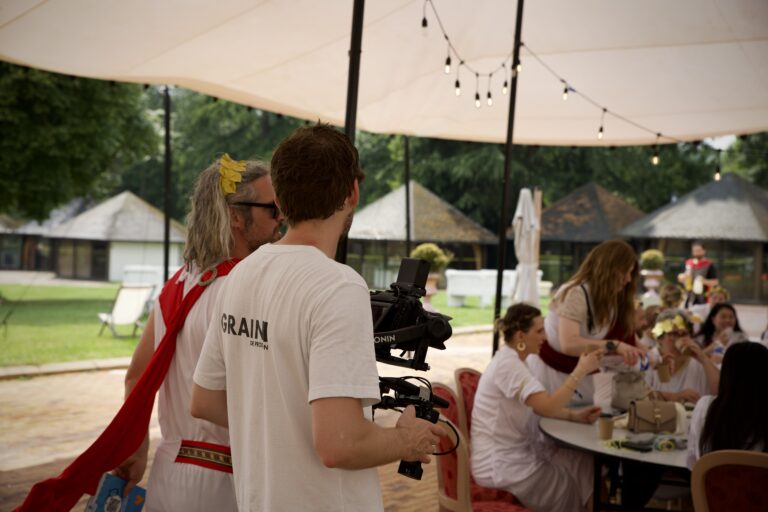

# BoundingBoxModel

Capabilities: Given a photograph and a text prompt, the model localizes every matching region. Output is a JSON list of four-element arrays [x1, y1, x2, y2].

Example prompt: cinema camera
[[370, 258, 455, 480]]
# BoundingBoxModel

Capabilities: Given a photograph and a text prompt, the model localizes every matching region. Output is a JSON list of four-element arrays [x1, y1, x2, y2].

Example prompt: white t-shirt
[[194, 244, 383, 512], [471, 346, 548, 487], [687, 394, 714, 469], [645, 357, 710, 396]]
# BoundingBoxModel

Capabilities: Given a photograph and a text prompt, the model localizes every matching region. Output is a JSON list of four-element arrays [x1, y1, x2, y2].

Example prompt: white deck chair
[[98, 285, 155, 337]]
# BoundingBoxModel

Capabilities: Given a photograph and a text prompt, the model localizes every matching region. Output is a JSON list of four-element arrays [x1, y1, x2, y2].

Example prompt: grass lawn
[[0, 284, 551, 367], [0, 283, 142, 367], [429, 290, 550, 328]]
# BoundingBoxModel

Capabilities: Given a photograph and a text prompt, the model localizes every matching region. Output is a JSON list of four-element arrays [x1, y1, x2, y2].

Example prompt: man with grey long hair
[[114, 155, 283, 511]]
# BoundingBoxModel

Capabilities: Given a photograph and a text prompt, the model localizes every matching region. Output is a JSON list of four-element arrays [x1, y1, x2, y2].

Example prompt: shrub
[[639, 249, 665, 271], [410, 243, 453, 273]]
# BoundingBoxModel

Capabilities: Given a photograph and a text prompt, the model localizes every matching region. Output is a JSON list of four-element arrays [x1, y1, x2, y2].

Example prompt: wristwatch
[[605, 340, 618, 352]]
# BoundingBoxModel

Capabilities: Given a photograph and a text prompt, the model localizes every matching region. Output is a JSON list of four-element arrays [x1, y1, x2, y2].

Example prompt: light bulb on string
[[651, 133, 661, 165], [454, 62, 462, 96], [562, 86, 569, 101], [503, 80, 508, 95], [474, 73, 481, 108], [487, 91, 493, 106], [502, 63, 509, 94], [486, 74, 493, 106], [444, 55, 451, 74], [597, 108, 606, 141], [515, 61, 521, 73]]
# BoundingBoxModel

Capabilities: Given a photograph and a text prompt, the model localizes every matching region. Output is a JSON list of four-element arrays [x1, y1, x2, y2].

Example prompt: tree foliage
[[0, 63, 157, 220]]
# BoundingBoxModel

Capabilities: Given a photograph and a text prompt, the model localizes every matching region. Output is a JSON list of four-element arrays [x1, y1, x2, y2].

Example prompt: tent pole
[[404, 135, 412, 256], [336, 0, 365, 264], [163, 85, 172, 283], [493, 0, 525, 354]]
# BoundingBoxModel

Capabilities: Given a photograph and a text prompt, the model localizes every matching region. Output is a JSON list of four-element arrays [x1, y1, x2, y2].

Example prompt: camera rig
[[370, 258, 454, 480]]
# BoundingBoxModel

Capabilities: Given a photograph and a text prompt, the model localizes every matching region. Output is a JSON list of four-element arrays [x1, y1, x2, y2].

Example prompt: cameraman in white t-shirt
[[191, 124, 446, 511]]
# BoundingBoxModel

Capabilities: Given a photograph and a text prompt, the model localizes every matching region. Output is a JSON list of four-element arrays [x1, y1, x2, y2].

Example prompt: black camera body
[[370, 258, 452, 372], [370, 258, 452, 480]]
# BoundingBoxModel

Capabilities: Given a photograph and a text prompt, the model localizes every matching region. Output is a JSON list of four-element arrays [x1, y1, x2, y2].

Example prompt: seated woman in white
[[694, 302, 749, 364], [687, 341, 768, 469], [645, 309, 719, 403], [471, 303, 603, 512]]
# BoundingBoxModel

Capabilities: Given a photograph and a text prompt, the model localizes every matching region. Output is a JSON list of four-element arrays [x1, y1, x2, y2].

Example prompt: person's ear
[[230, 206, 244, 229], [347, 179, 360, 209]]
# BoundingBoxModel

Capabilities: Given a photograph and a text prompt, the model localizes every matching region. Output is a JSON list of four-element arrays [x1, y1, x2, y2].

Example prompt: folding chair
[[97, 285, 154, 337]]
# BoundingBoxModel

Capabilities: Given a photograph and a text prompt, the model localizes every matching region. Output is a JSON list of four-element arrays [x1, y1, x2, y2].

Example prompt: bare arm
[[311, 398, 445, 470], [114, 311, 156, 494], [190, 384, 229, 428], [526, 350, 603, 418]]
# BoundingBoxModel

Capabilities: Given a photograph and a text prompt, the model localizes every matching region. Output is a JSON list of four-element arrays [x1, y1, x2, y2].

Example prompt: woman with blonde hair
[[472, 304, 603, 512], [527, 239, 646, 404]]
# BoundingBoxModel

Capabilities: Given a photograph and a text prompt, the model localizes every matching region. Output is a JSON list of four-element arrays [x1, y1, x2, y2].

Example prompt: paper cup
[[656, 362, 671, 383], [597, 417, 614, 440]]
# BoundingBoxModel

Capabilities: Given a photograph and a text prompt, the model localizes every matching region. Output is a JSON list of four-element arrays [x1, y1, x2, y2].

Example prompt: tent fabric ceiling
[[1, 0, 767, 145]]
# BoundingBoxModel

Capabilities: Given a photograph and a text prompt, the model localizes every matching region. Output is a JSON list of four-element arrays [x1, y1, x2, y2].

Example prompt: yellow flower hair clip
[[219, 153, 246, 195]]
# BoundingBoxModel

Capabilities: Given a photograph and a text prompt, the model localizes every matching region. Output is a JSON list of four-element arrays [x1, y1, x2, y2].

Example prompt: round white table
[[539, 417, 690, 511]]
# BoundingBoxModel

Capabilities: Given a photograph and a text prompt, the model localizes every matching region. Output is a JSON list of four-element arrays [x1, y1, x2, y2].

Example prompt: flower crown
[[219, 153, 246, 195], [706, 285, 730, 300], [651, 313, 690, 339]]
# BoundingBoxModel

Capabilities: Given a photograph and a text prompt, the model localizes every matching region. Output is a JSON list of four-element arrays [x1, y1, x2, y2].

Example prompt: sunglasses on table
[[231, 201, 281, 220]]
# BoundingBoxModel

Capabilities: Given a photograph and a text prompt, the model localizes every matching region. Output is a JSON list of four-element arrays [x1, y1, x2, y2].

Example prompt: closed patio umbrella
[[512, 188, 540, 307]]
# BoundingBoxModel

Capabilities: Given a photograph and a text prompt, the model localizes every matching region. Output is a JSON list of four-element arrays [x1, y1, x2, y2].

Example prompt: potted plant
[[639, 249, 665, 301], [409, 243, 453, 305]]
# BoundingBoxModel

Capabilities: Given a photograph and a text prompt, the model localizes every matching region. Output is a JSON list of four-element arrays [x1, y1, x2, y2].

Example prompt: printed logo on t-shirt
[[220, 313, 269, 350]]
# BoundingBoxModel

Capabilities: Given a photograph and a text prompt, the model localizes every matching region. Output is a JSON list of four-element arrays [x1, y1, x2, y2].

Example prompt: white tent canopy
[[1, 0, 767, 145]]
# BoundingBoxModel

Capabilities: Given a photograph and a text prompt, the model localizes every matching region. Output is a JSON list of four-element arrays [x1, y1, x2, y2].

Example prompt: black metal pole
[[404, 135, 412, 255], [163, 85, 172, 282], [336, 0, 365, 264], [493, 0, 525, 355]]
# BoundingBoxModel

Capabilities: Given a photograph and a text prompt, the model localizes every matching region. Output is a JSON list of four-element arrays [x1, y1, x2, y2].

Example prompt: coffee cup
[[656, 362, 671, 383], [597, 416, 614, 440], [674, 338, 694, 357]]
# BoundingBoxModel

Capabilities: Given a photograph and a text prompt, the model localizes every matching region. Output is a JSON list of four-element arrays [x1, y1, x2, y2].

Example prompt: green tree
[[0, 63, 158, 220], [725, 133, 768, 188]]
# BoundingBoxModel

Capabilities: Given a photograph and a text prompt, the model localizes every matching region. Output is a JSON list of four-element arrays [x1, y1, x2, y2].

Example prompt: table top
[[539, 417, 689, 469]]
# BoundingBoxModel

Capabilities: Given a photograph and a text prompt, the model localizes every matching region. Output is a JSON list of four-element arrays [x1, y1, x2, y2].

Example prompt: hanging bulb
[[475, 92, 481, 108], [455, 79, 461, 96], [714, 166, 721, 181], [597, 126, 604, 140], [502, 80, 508, 95], [515, 62, 522, 73], [651, 148, 660, 166], [562, 86, 569, 101], [421, 16, 428, 28], [487, 90, 493, 106], [444, 55, 451, 74]]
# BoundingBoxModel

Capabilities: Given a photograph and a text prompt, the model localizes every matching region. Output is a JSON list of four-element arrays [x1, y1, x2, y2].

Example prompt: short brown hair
[[495, 303, 542, 343], [270, 123, 364, 224]]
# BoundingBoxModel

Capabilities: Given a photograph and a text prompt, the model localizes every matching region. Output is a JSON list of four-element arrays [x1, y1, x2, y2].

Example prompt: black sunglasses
[[232, 201, 281, 220]]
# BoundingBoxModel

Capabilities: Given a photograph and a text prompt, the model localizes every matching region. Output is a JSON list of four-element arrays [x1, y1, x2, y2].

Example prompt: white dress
[[471, 346, 593, 512], [528, 283, 609, 405], [645, 357, 711, 397], [145, 266, 237, 512]]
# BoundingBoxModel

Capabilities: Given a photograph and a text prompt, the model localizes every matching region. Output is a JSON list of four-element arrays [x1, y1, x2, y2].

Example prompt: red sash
[[15, 259, 238, 512], [539, 323, 635, 374]]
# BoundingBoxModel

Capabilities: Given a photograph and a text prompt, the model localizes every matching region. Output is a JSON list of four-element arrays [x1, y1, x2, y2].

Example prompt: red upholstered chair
[[432, 382, 528, 512], [454, 367, 481, 439], [691, 450, 768, 512]]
